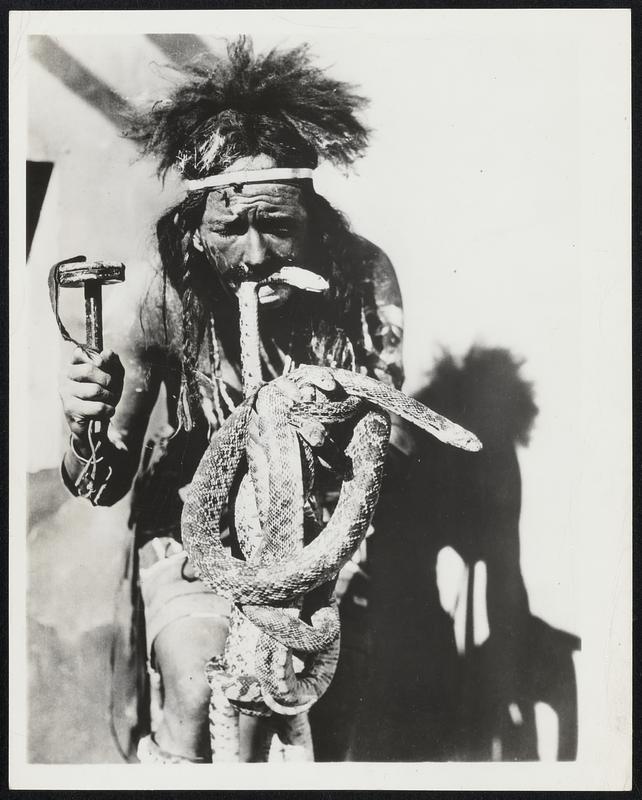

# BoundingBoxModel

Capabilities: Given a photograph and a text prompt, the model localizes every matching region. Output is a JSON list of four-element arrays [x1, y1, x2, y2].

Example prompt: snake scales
[[181, 274, 481, 761]]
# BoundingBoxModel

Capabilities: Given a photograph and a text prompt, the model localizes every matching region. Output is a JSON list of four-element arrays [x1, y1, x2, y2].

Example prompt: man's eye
[[262, 220, 295, 237], [216, 219, 247, 237]]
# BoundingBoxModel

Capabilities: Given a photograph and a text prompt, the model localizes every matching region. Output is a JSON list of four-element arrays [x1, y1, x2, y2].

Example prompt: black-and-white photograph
[[9, 8, 631, 791]]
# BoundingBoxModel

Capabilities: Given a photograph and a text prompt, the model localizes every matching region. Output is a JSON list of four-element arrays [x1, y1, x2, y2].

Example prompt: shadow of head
[[415, 346, 539, 449]]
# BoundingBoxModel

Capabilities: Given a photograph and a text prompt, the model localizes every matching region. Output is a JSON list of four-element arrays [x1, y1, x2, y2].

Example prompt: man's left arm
[[358, 241, 417, 471], [334, 242, 415, 605]]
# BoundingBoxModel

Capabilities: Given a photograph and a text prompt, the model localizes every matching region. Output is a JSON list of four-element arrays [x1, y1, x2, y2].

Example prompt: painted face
[[195, 181, 310, 308]]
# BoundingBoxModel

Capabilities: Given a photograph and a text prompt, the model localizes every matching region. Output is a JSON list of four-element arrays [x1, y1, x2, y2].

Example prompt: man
[[59, 37, 412, 762]]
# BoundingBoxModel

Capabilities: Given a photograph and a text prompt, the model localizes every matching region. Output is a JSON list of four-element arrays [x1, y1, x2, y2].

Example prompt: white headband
[[185, 167, 315, 192]]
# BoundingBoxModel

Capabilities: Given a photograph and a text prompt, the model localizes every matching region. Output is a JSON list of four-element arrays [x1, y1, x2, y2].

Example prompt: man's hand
[[60, 346, 125, 445]]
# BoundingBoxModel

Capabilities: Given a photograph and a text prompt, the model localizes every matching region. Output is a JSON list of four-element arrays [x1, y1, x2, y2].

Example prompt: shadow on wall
[[317, 347, 581, 761], [27, 347, 581, 763]]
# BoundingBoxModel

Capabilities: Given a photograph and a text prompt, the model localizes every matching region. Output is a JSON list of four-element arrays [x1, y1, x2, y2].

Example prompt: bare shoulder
[[351, 234, 402, 308]]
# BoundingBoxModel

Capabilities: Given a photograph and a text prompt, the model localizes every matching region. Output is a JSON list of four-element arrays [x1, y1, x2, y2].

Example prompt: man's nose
[[241, 226, 269, 272]]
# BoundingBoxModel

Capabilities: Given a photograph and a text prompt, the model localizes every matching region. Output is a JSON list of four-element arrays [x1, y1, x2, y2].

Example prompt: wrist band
[[69, 434, 103, 465], [65, 429, 112, 506]]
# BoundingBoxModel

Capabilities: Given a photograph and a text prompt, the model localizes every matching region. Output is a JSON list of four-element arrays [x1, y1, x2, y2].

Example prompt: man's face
[[195, 181, 310, 308]]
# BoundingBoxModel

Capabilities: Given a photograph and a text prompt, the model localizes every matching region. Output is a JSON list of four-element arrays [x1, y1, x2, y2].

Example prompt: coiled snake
[[181, 272, 481, 761]]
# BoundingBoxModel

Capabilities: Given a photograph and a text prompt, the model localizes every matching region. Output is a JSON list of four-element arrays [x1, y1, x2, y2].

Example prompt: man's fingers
[[71, 346, 102, 366], [67, 362, 114, 389], [63, 348, 122, 434], [68, 380, 119, 405], [70, 347, 123, 376], [100, 349, 125, 378], [64, 396, 116, 421], [294, 418, 327, 448]]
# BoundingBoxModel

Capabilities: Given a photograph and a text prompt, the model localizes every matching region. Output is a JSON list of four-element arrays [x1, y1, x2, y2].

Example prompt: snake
[[181, 272, 482, 761]]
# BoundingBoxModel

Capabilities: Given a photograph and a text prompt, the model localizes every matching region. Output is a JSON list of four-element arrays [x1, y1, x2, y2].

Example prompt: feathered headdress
[[127, 35, 370, 180]]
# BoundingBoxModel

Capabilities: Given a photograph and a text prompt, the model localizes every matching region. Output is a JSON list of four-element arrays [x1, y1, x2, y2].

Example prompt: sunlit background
[[19, 10, 630, 773]]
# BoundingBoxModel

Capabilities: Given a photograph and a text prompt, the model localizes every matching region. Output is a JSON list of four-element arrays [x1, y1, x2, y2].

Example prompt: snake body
[[181, 277, 482, 761]]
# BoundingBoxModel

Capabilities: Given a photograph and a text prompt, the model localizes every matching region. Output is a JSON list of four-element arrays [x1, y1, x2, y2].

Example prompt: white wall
[[20, 11, 631, 777]]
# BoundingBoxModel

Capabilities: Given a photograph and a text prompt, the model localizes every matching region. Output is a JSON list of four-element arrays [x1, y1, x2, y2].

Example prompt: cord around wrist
[[69, 431, 93, 461], [64, 427, 113, 505], [70, 432, 105, 464]]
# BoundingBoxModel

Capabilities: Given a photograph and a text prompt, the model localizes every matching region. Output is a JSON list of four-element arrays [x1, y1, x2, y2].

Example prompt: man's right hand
[[60, 346, 125, 445]]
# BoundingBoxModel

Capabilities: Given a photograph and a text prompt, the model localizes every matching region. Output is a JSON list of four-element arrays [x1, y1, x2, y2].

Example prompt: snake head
[[287, 366, 341, 400], [262, 367, 340, 406]]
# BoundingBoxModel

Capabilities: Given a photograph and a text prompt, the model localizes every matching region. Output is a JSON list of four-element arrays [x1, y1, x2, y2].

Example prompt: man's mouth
[[228, 265, 329, 306]]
